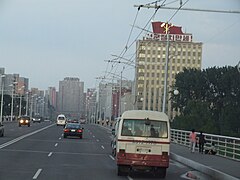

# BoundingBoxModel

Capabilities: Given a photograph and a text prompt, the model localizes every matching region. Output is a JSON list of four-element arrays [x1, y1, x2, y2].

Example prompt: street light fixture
[[173, 89, 179, 96], [0, 75, 6, 124]]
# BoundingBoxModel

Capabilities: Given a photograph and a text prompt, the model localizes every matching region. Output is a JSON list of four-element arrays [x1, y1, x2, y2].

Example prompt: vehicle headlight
[[26, 120, 29, 123], [20, 120, 24, 123]]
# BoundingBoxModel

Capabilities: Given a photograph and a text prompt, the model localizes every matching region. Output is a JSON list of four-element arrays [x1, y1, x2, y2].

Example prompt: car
[[79, 118, 86, 124], [18, 116, 31, 127], [56, 114, 66, 126], [0, 123, 4, 137], [63, 123, 84, 139], [67, 119, 79, 124], [32, 116, 43, 123]]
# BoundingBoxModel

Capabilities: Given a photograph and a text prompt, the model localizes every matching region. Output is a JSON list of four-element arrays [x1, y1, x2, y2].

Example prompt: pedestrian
[[189, 129, 197, 153], [205, 142, 217, 155], [198, 131, 206, 154]]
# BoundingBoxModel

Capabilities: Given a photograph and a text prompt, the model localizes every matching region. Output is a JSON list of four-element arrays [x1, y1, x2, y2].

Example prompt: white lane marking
[[48, 152, 53, 157], [61, 134, 63, 136], [59, 137, 61, 140], [33, 168, 42, 179], [93, 135, 95, 138], [96, 139, 99, 142], [55, 143, 58, 147], [109, 155, 115, 160], [0, 124, 55, 149], [101, 145, 105, 149], [127, 176, 133, 180]]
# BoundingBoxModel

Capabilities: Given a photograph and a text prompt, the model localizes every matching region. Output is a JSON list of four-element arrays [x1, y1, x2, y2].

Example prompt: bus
[[56, 114, 66, 126], [112, 110, 170, 178]]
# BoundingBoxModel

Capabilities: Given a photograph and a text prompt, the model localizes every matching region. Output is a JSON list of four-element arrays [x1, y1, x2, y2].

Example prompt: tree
[[172, 66, 240, 137]]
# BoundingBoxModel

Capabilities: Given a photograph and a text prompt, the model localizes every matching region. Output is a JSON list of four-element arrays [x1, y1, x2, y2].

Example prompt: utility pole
[[119, 66, 125, 116], [161, 22, 172, 113], [237, 60, 240, 73]]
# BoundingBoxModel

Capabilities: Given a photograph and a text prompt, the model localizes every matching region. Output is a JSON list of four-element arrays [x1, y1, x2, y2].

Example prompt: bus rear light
[[119, 149, 126, 157], [162, 152, 168, 155], [162, 152, 169, 158]]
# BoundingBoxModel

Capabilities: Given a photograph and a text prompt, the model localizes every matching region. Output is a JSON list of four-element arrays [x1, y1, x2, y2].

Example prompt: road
[[0, 121, 210, 180]]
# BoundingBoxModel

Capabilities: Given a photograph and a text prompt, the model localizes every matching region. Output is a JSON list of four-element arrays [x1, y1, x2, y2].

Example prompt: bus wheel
[[156, 168, 166, 178], [117, 165, 128, 176]]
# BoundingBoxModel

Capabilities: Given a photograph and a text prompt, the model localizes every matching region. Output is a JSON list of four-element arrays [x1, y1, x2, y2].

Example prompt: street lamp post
[[18, 86, 25, 117], [9, 82, 17, 121], [161, 22, 173, 113], [237, 60, 240, 73], [25, 92, 29, 116], [0, 75, 6, 123]]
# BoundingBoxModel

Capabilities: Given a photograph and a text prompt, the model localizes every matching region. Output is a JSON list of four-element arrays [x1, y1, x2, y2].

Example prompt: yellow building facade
[[135, 22, 202, 119]]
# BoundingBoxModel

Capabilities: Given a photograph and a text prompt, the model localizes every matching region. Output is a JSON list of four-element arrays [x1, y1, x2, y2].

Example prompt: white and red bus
[[114, 110, 170, 178]]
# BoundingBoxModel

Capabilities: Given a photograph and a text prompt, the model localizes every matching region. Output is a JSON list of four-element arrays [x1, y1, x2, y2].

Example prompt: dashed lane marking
[[101, 145, 105, 149], [55, 143, 58, 147], [109, 155, 115, 160], [33, 169, 42, 179], [127, 176, 133, 180], [48, 152, 53, 157]]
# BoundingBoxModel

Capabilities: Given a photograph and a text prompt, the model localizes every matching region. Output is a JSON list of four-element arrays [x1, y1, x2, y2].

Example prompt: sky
[[0, 0, 239, 91]]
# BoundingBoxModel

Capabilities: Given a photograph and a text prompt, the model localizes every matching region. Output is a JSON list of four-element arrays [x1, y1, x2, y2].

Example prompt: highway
[[0, 121, 210, 180]]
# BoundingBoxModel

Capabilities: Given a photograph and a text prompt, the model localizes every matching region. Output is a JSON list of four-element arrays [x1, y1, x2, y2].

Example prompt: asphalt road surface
[[0, 121, 209, 180]]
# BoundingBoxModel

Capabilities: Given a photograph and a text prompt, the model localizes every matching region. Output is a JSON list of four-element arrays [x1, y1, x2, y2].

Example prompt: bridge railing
[[171, 129, 240, 161]]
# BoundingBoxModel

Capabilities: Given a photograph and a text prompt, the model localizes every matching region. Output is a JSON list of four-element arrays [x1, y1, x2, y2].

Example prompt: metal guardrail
[[171, 129, 240, 161]]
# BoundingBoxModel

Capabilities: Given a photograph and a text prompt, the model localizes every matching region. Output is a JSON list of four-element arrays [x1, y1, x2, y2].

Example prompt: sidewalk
[[170, 143, 240, 180]]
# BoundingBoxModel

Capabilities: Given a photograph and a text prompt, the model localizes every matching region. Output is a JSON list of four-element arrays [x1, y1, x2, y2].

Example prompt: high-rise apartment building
[[58, 77, 84, 119], [135, 21, 202, 119]]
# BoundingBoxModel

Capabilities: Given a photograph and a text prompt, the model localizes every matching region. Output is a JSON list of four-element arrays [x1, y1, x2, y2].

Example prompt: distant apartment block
[[58, 77, 84, 119]]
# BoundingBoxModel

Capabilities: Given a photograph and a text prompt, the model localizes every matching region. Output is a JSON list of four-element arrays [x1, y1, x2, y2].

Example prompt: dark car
[[63, 123, 83, 139], [18, 116, 31, 127], [0, 123, 4, 137], [66, 119, 79, 124]]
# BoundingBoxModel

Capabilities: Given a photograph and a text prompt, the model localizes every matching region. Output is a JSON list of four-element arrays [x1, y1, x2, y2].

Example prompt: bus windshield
[[121, 119, 168, 138], [58, 117, 65, 120]]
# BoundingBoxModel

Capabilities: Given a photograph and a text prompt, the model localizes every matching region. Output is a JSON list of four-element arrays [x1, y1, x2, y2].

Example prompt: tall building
[[48, 87, 57, 109], [135, 21, 202, 119], [58, 77, 83, 119], [86, 88, 97, 123]]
